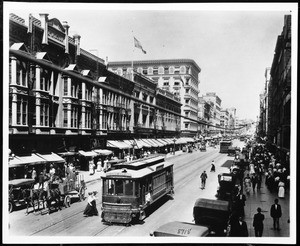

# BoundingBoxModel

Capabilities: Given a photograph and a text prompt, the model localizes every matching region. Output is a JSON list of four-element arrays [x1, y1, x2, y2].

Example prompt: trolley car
[[101, 155, 174, 224]]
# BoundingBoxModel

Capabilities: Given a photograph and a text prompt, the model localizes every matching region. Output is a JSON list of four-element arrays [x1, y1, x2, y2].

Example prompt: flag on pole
[[134, 37, 146, 54]]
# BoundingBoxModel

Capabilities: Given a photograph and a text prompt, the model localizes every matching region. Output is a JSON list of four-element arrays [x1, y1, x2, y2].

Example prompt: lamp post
[[173, 137, 176, 155]]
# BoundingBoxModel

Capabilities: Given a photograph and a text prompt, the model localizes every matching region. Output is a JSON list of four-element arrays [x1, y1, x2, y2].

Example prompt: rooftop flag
[[134, 37, 146, 54]]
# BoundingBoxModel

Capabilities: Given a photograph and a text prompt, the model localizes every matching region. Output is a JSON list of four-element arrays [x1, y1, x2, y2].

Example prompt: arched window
[[180, 66, 186, 74], [158, 66, 164, 74], [137, 67, 143, 74], [148, 67, 153, 75], [169, 66, 175, 74], [117, 68, 123, 76]]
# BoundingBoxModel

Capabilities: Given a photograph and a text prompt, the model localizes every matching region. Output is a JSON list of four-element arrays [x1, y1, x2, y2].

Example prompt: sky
[[5, 2, 297, 121]]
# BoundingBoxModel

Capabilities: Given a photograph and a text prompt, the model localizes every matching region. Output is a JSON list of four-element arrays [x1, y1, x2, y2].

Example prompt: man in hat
[[253, 207, 265, 237]]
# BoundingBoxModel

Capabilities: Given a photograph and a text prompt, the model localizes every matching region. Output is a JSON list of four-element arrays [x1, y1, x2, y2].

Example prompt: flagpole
[[132, 31, 134, 81]]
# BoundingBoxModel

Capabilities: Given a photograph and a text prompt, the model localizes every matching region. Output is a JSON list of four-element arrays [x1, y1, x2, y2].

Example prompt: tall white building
[[108, 59, 201, 137]]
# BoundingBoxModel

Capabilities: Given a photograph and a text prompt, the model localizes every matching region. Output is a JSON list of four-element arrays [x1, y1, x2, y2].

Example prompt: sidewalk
[[243, 175, 290, 237]]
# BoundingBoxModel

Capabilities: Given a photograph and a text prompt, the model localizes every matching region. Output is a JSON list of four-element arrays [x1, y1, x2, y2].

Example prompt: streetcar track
[[29, 208, 85, 235]]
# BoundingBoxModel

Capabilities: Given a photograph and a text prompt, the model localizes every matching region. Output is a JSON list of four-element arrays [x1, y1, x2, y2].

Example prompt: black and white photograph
[[2, 2, 297, 244]]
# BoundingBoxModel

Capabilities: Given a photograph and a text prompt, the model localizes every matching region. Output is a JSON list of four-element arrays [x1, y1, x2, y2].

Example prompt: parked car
[[150, 221, 211, 237]]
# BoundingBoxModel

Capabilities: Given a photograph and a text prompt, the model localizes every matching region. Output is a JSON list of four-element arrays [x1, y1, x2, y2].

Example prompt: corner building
[[108, 59, 201, 137], [7, 13, 183, 174]]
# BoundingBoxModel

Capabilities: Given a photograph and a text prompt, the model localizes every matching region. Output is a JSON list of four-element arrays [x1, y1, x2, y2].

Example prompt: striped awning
[[9, 154, 47, 168], [107, 140, 132, 149], [36, 152, 65, 163]]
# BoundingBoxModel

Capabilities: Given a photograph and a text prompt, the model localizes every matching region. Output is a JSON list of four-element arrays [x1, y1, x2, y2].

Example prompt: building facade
[[108, 59, 201, 137], [267, 15, 291, 158], [7, 13, 183, 171]]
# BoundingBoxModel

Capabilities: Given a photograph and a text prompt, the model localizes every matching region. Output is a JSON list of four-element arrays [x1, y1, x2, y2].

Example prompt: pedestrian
[[89, 158, 95, 175], [230, 216, 249, 237], [210, 161, 215, 172], [38, 171, 45, 189], [49, 164, 56, 182], [251, 173, 258, 192], [200, 171, 208, 189], [32, 167, 37, 182], [83, 192, 96, 217], [244, 174, 252, 194], [233, 191, 246, 218], [278, 180, 285, 198], [270, 198, 282, 230], [253, 207, 265, 237]]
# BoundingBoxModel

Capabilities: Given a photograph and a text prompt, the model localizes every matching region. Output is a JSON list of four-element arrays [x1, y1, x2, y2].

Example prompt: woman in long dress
[[278, 180, 285, 198], [244, 174, 252, 194], [83, 192, 96, 216]]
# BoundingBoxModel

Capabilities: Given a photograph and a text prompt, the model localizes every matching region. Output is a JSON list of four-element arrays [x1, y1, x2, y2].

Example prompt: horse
[[30, 188, 47, 214], [21, 188, 32, 215], [45, 182, 62, 214]]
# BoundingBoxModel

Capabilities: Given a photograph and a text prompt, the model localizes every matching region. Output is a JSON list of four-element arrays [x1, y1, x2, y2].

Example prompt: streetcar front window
[[124, 180, 133, 196], [115, 179, 124, 195]]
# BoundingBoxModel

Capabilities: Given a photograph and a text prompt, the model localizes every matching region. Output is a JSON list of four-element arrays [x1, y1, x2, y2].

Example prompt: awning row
[[9, 152, 65, 168], [106, 138, 197, 149], [9, 149, 114, 167]]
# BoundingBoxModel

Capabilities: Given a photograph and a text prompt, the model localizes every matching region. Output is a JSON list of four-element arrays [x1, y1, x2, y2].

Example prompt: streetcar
[[100, 154, 174, 224], [219, 140, 232, 153]]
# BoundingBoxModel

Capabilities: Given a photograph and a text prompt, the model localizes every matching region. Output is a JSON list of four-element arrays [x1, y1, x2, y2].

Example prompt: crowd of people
[[227, 141, 289, 237]]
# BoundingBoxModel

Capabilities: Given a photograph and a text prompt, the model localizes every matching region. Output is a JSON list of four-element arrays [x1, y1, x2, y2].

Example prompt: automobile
[[216, 173, 237, 201], [193, 198, 231, 236], [200, 144, 206, 151], [149, 221, 211, 237], [9, 178, 35, 213]]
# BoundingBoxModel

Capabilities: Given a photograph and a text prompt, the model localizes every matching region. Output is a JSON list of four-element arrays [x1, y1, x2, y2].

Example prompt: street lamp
[[173, 137, 176, 155]]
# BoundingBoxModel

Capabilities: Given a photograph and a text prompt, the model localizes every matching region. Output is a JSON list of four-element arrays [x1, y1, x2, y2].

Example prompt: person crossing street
[[200, 171, 208, 189]]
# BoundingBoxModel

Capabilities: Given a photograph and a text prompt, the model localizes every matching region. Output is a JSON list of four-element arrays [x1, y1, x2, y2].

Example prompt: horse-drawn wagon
[[57, 173, 86, 207]]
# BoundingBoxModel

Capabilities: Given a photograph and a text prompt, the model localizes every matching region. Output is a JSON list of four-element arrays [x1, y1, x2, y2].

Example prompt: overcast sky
[[6, 3, 296, 121]]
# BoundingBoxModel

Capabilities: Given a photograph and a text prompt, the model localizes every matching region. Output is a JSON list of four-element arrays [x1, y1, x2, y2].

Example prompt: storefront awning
[[123, 140, 140, 149], [78, 150, 98, 157], [151, 138, 167, 147], [175, 138, 187, 144], [93, 149, 113, 156], [9, 154, 46, 168], [36, 152, 65, 163], [57, 151, 77, 157], [141, 139, 158, 147], [107, 140, 132, 149], [137, 139, 152, 148]]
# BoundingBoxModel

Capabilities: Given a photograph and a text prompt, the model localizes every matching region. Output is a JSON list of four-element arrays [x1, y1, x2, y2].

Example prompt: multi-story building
[[227, 107, 237, 131], [7, 13, 182, 172], [108, 59, 201, 137], [201, 92, 222, 135], [267, 15, 291, 162], [220, 108, 229, 133]]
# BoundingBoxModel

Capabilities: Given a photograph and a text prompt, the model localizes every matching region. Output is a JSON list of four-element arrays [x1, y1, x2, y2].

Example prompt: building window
[[16, 61, 27, 86], [174, 81, 180, 86], [169, 66, 175, 74], [143, 93, 147, 101], [40, 70, 49, 91], [185, 123, 189, 129], [180, 66, 186, 74], [163, 82, 169, 86], [71, 105, 78, 128], [71, 82, 77, 98], [117, 68, 123, 76], [63, 105, 68, 127], [63, 78, 68, 96], [137, 67, 143, 74], [85, 108, 91, 128], [158, 66, 164, 75], [185, 99, 190, 104], [147, 67, 153, 75], [40, 101, 49, 126], [185, 88, 189, 93], [16, 96, 27, 125]]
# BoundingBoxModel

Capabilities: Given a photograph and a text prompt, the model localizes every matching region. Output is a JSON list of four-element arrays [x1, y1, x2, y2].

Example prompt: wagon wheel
[[64, 195, 71, 207], [9, 201, 14, 213], [79, 186, 86, 201]]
